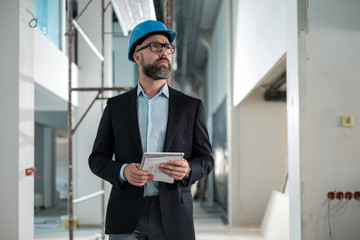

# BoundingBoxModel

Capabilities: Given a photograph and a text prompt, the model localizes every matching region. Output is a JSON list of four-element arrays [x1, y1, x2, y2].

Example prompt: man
[[89, 20, 213, 240]]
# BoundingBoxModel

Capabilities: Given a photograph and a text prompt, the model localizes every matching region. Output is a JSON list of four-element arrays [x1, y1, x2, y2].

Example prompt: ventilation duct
[[264, 73, 286, 102]]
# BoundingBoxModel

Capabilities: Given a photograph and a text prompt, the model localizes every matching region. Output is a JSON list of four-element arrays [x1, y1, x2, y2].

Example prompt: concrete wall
[[288, 0, 360, 239], [0, 0, 35, 239]]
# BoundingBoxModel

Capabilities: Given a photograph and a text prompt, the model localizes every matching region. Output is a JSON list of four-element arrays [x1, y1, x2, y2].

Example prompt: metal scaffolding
[[66, 1, 174, 239], [66, 0, 130, 239]]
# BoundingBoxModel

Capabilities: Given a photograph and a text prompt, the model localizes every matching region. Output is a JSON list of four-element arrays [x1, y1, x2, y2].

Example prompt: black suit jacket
[[89, 86, 214, 240]]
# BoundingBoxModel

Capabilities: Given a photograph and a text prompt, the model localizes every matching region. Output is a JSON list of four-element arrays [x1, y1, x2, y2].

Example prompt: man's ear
[[133, 52, 142, 65], [133, 52, 139, 62]]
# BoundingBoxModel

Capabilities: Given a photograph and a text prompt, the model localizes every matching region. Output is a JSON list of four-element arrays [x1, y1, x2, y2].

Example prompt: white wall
[[34, 30, 79, 105], [227, 0, 288, 226], [0, 0, 35, 239], [19, 0, 35, 237], [0, 1, 20, 239], [231, 88, 287, 225], [286, 0, 302, 239], [75, 0, 113, 225], [233, 0, 286, 106], [205, 0, 287, 226], [293, 0, 360, 239]]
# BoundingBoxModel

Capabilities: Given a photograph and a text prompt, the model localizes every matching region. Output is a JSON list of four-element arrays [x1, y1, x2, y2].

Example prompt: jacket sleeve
[[185, 100, 214, 186], [88, 99, 123, 188]]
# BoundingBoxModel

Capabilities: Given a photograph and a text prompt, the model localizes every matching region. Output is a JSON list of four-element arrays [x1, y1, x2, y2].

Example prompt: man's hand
[[158, 159, 191, 180], [124, 163, 154, 187]]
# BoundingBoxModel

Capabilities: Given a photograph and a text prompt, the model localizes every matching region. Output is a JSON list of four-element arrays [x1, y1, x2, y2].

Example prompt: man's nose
[[159, 47, 169, 56]]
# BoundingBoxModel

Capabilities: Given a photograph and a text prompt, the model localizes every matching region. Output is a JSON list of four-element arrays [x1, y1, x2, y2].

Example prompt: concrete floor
[[34, 200, 264, 240], [193, 202, 264, 240]]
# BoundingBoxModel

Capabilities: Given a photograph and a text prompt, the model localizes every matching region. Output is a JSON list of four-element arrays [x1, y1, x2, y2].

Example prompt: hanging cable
[[20, 5, 38, 28], [328, 200, 335, 240]]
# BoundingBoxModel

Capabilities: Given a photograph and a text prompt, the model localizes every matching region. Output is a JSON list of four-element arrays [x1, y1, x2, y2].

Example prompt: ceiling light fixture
[[111, 0, 157, 36]]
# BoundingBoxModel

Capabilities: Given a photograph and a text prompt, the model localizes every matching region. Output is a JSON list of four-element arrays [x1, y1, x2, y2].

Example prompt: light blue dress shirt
[[120, 82, 169, 196]]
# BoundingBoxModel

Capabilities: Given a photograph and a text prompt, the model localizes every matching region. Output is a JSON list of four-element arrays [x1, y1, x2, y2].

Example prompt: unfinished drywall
[[296, 0, 360, 239], [231, 88, 287, 225]]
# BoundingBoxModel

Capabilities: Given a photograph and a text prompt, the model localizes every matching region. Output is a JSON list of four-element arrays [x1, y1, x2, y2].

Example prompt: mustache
[[155, 57, 170, 65]]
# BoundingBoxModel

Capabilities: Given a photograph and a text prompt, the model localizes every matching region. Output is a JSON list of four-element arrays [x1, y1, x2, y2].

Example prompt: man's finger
[[169, 159, 187, 167], [159, 163, 186, 172], [131, 173, 154, 182], [158, 166, 186, 179], [127, 175, 154, 186], [130, 165, 149, 175], [124, 163, 154, 186]]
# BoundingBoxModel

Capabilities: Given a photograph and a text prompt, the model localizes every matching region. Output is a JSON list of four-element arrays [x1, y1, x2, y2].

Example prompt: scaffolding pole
[[163, 0, 175, 87], [100, 2, 106, 237], [66, 0, 74, 239], [66, 0, 131, 240], [163, 0, 174, 30]]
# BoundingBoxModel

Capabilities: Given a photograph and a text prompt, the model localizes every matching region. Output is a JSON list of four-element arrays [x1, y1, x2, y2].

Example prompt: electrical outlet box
[[342, 116, 354, 127]]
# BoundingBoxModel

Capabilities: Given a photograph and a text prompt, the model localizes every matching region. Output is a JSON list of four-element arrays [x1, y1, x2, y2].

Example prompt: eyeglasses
[[136, 42, 176, 54]]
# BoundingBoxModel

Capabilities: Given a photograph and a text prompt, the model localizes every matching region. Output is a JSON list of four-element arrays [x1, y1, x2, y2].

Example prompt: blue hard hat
[[128, 20, 177, 62]]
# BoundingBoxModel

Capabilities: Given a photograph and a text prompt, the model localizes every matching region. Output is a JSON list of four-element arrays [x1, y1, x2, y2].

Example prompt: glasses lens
[[165, 45, 175, 54], [149, 43, 175, 54], [150, 43, 162, 52]]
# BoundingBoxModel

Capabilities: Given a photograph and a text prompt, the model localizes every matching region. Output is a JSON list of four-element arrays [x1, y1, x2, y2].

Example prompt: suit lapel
[[163, 87, 183, 151], [121, 87, 143, 156]]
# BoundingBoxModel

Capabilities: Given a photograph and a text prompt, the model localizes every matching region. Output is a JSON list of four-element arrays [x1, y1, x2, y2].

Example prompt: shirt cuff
[[120, 163, 128, 181]]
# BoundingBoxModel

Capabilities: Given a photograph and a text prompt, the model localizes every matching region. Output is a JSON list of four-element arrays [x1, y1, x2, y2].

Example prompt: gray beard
[[143, 63, 172, 80]]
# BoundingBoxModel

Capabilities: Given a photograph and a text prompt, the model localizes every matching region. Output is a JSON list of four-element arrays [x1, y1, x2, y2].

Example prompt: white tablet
[[140, 152, 184, 183]]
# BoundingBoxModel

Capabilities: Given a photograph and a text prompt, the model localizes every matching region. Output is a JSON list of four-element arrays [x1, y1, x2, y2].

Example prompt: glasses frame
[[135, 42, 176, 54]]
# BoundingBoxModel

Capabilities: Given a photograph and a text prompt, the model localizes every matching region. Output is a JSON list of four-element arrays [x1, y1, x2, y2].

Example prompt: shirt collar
[[137, 82, 169, 98]]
